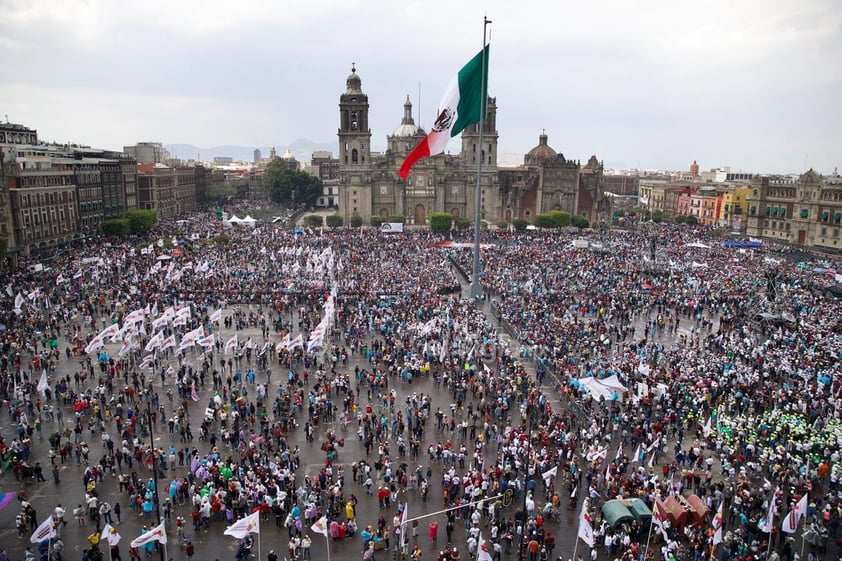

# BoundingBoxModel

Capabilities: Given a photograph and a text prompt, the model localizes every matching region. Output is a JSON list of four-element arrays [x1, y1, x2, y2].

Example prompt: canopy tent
[[576, 374, 629, 402], [625, 498, 652, 525], [227, 215, 242, 223], [656, 497, 689, 530], [679, 494, 710, 526], [241, 215, 257, 225], [602, 500, 635, 528]]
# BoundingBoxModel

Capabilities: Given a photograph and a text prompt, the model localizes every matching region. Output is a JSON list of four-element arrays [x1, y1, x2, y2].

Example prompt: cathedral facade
[[336, 67, 610, 226]]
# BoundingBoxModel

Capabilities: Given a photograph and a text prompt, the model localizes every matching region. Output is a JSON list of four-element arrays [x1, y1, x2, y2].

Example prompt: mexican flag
[[399, 45, 490, 180]]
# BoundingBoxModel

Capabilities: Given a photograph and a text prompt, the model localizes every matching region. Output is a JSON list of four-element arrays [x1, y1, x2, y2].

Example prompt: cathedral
[[336, 66, 610, 226]]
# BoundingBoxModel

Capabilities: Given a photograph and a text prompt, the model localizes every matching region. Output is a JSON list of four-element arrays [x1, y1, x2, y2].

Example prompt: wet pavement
[[0, 287, 736, 561]]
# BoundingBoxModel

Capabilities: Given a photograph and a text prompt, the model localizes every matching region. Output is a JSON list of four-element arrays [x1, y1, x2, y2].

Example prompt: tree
[[303, 215, 323, 228], [571, 214, 590, 229], [124, 209, 157, 234], [325, 214, 343, 228], [350, 215, 363, 228], [102, 218, 130, 236], [496, 221, 509, 229], [455, 217, 471, 230], [533, 213, 555, 229], [429, 212, 453, 232], [548, 210, 571, 228], [652, 210, 665, 223], [205, 181, 237, 202], [263, 159, 322, 207], [370, 216, 386, 227], [511, 218, 528, 231]]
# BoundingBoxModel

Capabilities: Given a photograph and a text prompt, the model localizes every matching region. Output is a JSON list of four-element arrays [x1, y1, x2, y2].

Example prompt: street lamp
[[144, 401, 165, 561], [517, 416, 536, 561]]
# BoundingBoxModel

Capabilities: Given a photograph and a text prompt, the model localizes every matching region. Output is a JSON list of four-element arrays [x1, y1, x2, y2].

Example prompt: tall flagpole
[[325, 532, 331, 561], [469, 16, 491, 299]]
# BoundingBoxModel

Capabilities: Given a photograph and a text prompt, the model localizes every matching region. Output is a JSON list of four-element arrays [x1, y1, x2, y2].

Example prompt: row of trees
[[101, 210, 158, 236], [300, 211, 592, 231]]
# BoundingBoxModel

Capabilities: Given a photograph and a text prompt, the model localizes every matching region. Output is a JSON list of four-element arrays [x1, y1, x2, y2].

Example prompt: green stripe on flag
[[451, 44, 490, 137]]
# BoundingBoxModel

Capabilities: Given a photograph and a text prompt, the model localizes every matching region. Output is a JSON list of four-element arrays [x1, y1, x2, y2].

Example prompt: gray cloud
[[0, 0, 839, 173]]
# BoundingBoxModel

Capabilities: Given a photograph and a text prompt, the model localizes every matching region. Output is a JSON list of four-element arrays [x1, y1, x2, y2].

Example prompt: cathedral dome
[[281, 148, 296, 160], [392, 95, 420, 137], [525, 132, 556, 164]]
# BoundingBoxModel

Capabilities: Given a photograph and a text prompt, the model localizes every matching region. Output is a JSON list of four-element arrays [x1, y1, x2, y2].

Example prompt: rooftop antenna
[[4, 114, 8, 123]]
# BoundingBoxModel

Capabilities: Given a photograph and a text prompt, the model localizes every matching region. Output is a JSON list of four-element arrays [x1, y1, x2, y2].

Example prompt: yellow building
[[718, 185, 751, 231]]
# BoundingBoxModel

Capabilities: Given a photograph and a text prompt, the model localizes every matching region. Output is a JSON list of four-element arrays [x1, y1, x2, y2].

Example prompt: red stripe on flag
[[399, 137, 432, 180]]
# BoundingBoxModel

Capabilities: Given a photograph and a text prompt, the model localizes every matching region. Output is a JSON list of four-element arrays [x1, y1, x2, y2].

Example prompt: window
[[352, 149, 358, 163]]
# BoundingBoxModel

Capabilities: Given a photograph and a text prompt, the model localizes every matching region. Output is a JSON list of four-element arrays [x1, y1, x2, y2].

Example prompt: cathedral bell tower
[[460, 96, 498, 168], [338, 64, 371, 166]]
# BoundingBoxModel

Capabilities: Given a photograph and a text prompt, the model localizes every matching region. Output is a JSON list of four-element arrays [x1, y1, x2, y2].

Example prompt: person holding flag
[[224, 510, 260, 539], [130, 521, 166, 558]]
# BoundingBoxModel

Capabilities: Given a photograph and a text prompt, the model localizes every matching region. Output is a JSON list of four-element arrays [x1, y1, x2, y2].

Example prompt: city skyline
[[1, 0, 839, 174]]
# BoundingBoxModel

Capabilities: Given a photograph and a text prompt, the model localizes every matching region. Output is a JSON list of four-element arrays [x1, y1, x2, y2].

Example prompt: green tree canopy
[[124, 209, 157, 233], [350, 215, 363, 228], [511, 218, 528, 231], [102, 218, 130, 236], [429, 212, 453, 232], [571, 214, 590, 229], [303, 214, 323, 227], [325, 214, 343, 228], [263, 159, 322, 206]]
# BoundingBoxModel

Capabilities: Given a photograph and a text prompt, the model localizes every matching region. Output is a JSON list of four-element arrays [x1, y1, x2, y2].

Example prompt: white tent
[[227, 215, 242, 223], [240, 215, 257, 226]]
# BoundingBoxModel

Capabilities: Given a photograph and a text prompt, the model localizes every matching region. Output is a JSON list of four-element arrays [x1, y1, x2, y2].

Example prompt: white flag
[[224, 334, 238, 355], [577, 502, 594, 547], [101, 523, 122, 546], [311, 515, 328, 537], [30, 515, 56, 543], [633, 443, 641, 463], [477, 532, 494, 561], [210, 309, 222, 323], [541, 466, 557, 485], [760, 487, 778, 533], [130, 521, 167, 547], [782, 493, 808, 533], [703, 415, 713, 437], [37, 369, 49, 395], [712, 501, 724, 545], [400, 502, 409, 548], [224, 511, 260, 539]]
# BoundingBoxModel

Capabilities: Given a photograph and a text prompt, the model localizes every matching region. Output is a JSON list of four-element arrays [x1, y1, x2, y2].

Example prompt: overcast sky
[[1, 0, 840, 174]]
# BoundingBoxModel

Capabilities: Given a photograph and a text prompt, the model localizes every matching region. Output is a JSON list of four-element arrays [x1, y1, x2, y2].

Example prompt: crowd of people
[[0, 207, 840, 561]]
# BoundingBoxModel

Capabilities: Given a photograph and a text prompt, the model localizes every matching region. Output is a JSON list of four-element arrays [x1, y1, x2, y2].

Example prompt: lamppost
[[145, 400, 165, 561], [517, 416, 536, 561]]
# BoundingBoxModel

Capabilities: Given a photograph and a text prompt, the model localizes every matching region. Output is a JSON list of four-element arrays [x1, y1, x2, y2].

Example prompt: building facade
[[335, 67, 609, 225], [747, 169, 842, 250], [123, 142, 165, 164], [137, 164, 198, 219]]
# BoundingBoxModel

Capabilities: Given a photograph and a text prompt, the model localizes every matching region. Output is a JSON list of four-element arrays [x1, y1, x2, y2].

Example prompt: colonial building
[[3, 149, 79, 256], [335, 67, 609, 225], [137, 164, 198, 219], [747, 169, 842, 250]]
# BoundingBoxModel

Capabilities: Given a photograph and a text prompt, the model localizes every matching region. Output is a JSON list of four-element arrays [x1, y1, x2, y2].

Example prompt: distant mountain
[[165, 139, 337, 163]]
